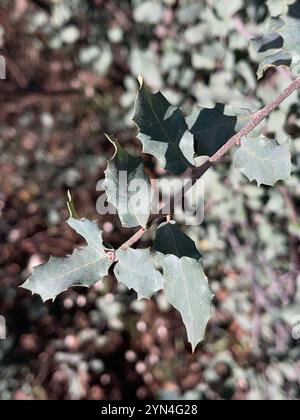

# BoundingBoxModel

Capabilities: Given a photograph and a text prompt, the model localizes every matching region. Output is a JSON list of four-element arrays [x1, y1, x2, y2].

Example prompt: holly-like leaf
[[67, 218, 105, 253], [133, 77, 193, 175], [102, 134, 151, 228], [187, 104, 251, 159], [154, 221, 202, 261], [22, 218, 112, 302], [114, 248, 164, 300], [233, 136, 292, 187], [160, 254, 213, 352], [253, 1, 300, 78]]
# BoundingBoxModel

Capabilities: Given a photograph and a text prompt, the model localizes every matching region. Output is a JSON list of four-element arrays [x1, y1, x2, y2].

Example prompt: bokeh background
[[1, 0, 300, 400]]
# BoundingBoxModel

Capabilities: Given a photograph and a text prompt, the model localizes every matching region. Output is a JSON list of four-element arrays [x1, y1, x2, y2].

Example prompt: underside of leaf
[[114, 248, 164, 300], [21, 218, 112, 302], [102, 134, 151, 228], [253, 1, 300, 78], [160, 254, 213, 352]]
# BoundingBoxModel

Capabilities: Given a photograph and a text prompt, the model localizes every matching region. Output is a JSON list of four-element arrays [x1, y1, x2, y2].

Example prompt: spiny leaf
[[154, 220, 202, 261], [22, 247, 111, 303], [233, 135, 292, 187], [253, 1, 300, 78], [133, 77, 194, 175], [67, 190, 80, 220], [160, 254, 213, 352], [22, 218, 112, 302], [114, 248, 164, 300], [67, 218, 105, 252], [187, 104, 251, 159], [102, 134, 151, 228]]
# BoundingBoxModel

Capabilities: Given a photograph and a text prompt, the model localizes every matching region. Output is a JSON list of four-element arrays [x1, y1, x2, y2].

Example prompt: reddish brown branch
[[210, 76, 300, 162], [116, 76, 300, 251], [120, 227, 146, 250]]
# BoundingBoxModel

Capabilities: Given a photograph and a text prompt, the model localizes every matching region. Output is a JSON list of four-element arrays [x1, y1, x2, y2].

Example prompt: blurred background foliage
[[0, 0, 300, 400]]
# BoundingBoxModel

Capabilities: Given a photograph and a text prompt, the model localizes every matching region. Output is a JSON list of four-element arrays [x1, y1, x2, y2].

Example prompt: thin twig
[[120, 227, 146, 250], [117, 76, 300, 251], [210, 76, 300, 162]]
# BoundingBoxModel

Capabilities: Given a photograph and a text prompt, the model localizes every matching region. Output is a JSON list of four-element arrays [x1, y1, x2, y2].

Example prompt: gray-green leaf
[[233, 136, 292, 187], [102, 134, 151, 228], [133, 78, 193, 175], [114, 248, 164, 300], [154, 221, 202, 261], [160, 255, 213, 352], [22, 218, 111, 302]]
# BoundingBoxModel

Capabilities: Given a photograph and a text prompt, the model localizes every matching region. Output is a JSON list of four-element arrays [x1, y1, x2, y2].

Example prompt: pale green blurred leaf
[[133, 80, 193, 175], [187, 104, 250, 158], [133, 1, 163, 24], [267, 0, 297, 16]]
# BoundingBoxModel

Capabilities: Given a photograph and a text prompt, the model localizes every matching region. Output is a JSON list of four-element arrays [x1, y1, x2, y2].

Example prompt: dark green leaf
[[114, 248, 164, 300], [187, 104, 251, 158], [133, 78, 193, 175], [22, 218, 112, 302], [154, 221, 202, 261]]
